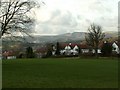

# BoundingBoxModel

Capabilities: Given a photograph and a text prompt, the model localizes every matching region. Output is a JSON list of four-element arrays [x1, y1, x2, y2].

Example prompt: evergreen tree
[[26, 46, 34, 58], [55, 42, 60, 55], [78, 46, 81, 55]]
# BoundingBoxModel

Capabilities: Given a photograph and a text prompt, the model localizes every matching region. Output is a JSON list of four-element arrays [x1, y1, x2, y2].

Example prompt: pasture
[[2, 57, 118, 88]]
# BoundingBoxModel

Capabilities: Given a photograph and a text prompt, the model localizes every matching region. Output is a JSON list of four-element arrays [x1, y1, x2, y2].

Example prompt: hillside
[[25, 31, 118, 43]]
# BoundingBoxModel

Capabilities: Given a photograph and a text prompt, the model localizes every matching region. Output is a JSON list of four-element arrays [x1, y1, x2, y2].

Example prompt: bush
[[49, 55, 78, 58], [101, 42, 112, 57], [80, 53, 95, 58]]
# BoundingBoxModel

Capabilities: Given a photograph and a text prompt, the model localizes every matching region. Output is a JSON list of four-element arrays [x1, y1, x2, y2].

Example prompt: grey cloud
[[96, 16, 117, 27], [87, 0, 118, 31], [50, 9, 61, 19], [35, 24, 54, 34], [118, 2, 120, 28], [45, 10, 78, 27], [35, 10, 79, 34], [34, 0, 118, 35], [89, 0, 114, 15]]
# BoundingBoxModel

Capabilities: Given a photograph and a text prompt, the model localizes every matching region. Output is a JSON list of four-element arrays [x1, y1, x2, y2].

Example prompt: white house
[[73, 45, 79, 50], [112, 42, 120, 54], [72, 45, 79, 55], [7, 56, 16, 59], [91, 49, 101, 54], [60, 45, 79, 55], [64, 45, 72, 55]]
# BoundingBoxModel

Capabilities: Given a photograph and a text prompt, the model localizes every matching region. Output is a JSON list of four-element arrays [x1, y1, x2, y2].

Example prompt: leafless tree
[[0, 0, 41, 38], [85, 23, 105, 57]]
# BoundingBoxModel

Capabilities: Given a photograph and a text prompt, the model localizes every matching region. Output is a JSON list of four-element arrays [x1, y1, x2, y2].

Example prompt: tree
[[46, 43, 53, 57], [55, 42, 60, 55], [0, 0, 39, 38], [78, 46, 81, 55], [101, 42, 112, 56], [26, 46, 34, 58], [85, 23, 105, 57]]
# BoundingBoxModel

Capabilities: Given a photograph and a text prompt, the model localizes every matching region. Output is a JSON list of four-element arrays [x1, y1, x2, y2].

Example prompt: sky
[[31, 0, 119, 35]]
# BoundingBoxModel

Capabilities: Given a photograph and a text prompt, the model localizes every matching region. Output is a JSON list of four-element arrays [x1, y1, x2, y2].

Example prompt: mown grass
[[2, 57, 118, 88]]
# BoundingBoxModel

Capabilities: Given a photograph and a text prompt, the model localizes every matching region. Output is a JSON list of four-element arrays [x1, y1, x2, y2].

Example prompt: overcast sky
[[31, 0, 119, 35]]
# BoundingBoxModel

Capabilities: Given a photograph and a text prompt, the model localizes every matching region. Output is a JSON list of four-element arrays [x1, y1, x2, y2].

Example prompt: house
[[59, 42, 104, 55], [79, 44, 89, 53], [112, 41, 120, 54], [2, 50, 16, 59], [60, 43, 89, 55], [72, 45, 79, 55], [35, 41, 120, 57], [59, 43, 77, 55], [64, 45, 72, 55]]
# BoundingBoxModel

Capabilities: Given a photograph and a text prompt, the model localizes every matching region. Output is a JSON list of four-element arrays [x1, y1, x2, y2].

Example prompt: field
[[2, 57, 118, 88]]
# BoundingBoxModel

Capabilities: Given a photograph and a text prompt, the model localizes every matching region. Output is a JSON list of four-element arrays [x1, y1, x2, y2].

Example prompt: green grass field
[[2, 57, 118, 88]]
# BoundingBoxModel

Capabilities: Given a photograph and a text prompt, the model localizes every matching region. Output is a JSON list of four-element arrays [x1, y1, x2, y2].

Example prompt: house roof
[[113, 41, 120, 48], [60, 43, 89, 49], [73, 45, 79, 50], [60, 41, 117, 49]]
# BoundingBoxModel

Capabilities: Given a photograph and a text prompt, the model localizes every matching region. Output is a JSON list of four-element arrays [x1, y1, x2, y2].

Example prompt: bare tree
[[0, 0, 40, 38], [85, 23, 105, 57]]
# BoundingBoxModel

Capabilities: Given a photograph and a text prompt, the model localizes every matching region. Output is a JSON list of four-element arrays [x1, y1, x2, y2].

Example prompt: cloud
[[35, 9, 80, 34], [32, 0, 119, 35]]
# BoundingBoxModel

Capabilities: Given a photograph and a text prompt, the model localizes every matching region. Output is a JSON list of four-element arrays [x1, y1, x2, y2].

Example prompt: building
[[112, 41, 120, 54], [2, 50, 16, 59]]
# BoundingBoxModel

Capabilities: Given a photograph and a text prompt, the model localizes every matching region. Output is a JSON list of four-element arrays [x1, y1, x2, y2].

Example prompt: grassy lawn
[[2, 57, 118, 88]]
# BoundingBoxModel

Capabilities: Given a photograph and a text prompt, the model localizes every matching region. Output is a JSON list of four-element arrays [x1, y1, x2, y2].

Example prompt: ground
[[2, 57, 118, 88]]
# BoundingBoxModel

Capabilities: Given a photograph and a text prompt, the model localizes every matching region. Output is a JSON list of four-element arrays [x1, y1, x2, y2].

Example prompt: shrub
[[80, 53, 95, 58], [101, 42, 112, 57]]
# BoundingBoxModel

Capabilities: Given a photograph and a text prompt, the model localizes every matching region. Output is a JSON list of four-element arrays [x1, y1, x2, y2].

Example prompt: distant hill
[[2, 31, 118, 51], [104, 31, 118, 38], [24, 32, 87, 43], [3, 31, 118, 44], [25, 31, 118, 43]]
